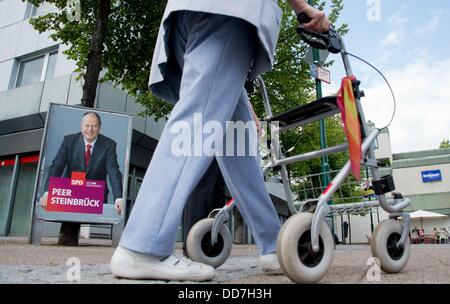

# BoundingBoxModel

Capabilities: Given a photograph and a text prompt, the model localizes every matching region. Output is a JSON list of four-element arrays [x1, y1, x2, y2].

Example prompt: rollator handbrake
[[296, 13, 342, 54]]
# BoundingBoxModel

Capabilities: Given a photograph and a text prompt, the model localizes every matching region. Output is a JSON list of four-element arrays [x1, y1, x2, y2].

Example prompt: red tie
[[85, 144, 92, 167]]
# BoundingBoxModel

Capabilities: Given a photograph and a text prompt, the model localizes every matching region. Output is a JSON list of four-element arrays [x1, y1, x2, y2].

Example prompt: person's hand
[[249, 102, 263, 138], [289, 0, 331, 33], [302, 8, 331, 33], [39, 191, 48, 207], [114, 198, 124, 215]]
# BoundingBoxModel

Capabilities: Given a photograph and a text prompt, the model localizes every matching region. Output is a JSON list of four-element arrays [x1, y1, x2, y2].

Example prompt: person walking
[[111, 0, 331, 281]]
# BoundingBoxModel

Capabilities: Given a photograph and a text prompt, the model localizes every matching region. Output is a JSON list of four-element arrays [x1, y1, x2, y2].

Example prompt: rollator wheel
[[370, 219, 410, 273], [277, 212, 334, 283], [186, 218, 232, 268]]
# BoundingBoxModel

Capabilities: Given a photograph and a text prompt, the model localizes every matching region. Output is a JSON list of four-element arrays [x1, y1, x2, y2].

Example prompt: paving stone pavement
[[0, 237, 265, 284], [1, 237, 449, 284], [0, 257, 263, 284]]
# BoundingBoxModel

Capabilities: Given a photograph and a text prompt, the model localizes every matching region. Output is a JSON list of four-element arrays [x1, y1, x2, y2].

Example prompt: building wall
[[393, 164, 450, 196], [0, 1, 61, 92], [333, 208, 390, 244], [0, 74, 167, 138], [374, 131, 393, 163], [332, 128, 450, 244], [403, 192, 450, 214], [0, 0, 166, 137]]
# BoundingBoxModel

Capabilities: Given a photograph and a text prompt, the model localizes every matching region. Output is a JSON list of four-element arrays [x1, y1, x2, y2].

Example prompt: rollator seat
[[269, 96, 338, 126]]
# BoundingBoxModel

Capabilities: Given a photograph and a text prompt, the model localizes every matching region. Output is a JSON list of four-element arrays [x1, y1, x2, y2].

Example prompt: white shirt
[[84, 137, 98, 154]]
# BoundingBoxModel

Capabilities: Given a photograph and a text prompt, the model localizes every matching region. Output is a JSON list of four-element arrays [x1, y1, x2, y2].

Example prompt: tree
[[440, 139, 450, 149], [29, 0, 166, 110], [28, 0, 166, 245]]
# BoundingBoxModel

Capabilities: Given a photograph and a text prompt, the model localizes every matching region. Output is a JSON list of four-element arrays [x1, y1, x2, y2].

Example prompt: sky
[[317, 0, 450, 153]]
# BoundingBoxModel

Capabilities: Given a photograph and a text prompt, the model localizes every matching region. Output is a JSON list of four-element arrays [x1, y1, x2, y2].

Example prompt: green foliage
[[439, 139, 450, 149], [28, 0, 168, 116]]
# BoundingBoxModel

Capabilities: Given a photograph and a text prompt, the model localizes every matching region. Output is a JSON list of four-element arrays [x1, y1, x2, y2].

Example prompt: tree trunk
[[80, 0, 111, 108], [58, 0, 111, 246]]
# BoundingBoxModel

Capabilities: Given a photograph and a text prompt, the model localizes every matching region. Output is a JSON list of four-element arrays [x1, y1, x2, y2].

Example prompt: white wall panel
[[0, 22, 21, 62], [4, 0, 27, 27], [0, 59, 14, 92], [0, 0, 10, 28], [0, 82, 43, 120], [15, 21, 39, 57]]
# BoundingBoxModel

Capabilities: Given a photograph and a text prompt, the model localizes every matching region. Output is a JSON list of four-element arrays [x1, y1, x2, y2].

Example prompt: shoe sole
[[111, 264, 215, 282], [262, 265, 284, 275]]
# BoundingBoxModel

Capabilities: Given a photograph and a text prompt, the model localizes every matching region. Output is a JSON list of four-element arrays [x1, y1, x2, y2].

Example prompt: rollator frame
[[209, 34, 411, 254], [182, 24, 413, 283]]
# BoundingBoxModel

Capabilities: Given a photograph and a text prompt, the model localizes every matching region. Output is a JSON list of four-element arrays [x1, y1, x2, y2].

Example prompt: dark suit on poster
[[45, 132, 123, 203]]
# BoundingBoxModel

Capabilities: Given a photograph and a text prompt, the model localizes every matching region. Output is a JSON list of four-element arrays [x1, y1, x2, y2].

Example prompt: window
[[30, 5, 38, 18], [15, 51, 58, 88], [377, 158, 391, 168], [0, 154, 39, 236], [0, 157, 16, 236], [45, 52, 58, 80], [9, 155, 39, 236], [25, 1, 38, 19], [15, 55, 45, 88]]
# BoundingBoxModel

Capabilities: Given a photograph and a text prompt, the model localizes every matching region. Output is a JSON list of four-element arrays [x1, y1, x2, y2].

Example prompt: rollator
[[185, 14, 412, 284]]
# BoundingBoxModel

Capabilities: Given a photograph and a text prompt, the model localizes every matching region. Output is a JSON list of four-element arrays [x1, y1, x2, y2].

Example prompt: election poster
[[46, 175, 105, 214], [33, 104, 133, 224]]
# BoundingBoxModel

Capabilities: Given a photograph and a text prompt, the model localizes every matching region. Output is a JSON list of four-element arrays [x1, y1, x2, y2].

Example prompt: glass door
[[0, 157, 15, 236], [9, 155, 39, 236]]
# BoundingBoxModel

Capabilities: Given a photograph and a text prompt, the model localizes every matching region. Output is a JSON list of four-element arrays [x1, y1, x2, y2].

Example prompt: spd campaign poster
[[46, 172, 105, 214], [32, 104, 133, 224]]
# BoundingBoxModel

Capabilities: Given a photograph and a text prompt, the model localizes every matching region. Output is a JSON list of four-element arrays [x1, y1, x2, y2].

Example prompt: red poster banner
[[46, 173, 105, 214]]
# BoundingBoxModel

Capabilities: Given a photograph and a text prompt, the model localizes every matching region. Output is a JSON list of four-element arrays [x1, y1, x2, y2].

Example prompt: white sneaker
[[111, 246, 215, 281], [260, 253, 283, 275]]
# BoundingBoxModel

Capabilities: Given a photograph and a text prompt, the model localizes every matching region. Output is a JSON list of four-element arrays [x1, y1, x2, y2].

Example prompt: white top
[[149, 0, 282, 104], [84, 137, 98, 153]]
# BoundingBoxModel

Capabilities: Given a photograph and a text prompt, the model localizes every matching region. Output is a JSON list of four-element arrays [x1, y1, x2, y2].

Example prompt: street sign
[[305, 46, 330, 65], [421, 170, 442, 183], [317, 65, 331, 84], [309, 64, 318, 79], [309, 64, 331, 84]]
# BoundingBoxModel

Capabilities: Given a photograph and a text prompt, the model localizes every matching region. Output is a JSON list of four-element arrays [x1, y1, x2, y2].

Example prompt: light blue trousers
[[120, 11, 281, 257]]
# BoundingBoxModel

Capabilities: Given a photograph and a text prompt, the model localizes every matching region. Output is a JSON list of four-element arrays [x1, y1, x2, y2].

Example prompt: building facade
[[333, 124, 450, 244]]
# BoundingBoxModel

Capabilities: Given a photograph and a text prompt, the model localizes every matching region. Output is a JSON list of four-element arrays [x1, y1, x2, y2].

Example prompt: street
[[1, 237, 449, 284]]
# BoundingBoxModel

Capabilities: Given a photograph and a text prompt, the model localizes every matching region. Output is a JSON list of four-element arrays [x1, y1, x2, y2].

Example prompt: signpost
[[307, 0, 334, 237], [305, 46, 330, 66]]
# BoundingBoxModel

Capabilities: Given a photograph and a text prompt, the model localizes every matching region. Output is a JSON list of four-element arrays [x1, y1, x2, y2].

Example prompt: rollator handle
[[296, 13, 343, 54], [297, 12, 312, 24]]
